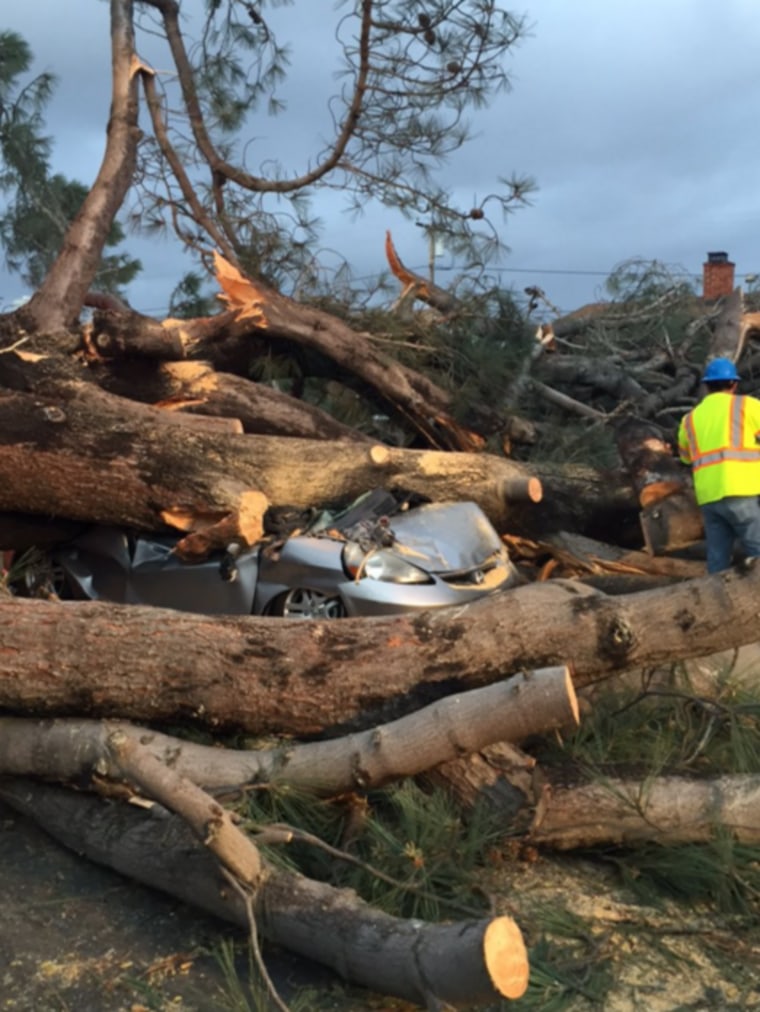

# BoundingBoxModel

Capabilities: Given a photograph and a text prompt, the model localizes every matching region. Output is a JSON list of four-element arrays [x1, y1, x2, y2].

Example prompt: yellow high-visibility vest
[[678, 392, 760, 505]]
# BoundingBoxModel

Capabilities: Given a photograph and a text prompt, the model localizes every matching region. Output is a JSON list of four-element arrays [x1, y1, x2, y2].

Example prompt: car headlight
[[343, 543, 431, 584]]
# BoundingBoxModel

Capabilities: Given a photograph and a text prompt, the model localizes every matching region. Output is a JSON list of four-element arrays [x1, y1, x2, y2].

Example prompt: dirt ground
[[0, 800, 347, 1012], [4, 794, 760, 1012], [488, 852, 760, 1012]]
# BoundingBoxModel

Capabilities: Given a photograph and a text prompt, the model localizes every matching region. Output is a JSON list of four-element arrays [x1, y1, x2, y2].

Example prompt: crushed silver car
[[22, 489, 517, 617]]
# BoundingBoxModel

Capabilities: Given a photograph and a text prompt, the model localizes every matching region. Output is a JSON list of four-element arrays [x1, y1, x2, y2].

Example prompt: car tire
[[10, 553, 76, 601], [269, 588, 347, 619]]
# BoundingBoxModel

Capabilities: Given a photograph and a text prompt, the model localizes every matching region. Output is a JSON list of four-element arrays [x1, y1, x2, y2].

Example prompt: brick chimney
[[702, 251, 735, 300]]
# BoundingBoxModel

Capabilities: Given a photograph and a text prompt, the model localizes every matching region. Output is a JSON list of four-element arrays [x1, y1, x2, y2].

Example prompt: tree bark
[[544, 531, 705, 580], [17, 0, 141, 331], [2, 563, 760, 735], [537, 354, 647, 403], [529, 773, 760, 849], [615, 417, 690, 509], [0, 779, 529, 1008], [0, 667, 577, 795], [98, 357, 371, 441], [0, 384, 271, 555], [422, 741, 539, 827], [709, 288, 745, 361], [639, 490, 705, 556], [0, 378, 634, 544], [615, 417, 704, 554]]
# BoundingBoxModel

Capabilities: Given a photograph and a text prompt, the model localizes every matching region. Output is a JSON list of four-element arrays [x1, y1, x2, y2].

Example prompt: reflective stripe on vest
[[684, 395, 760, 472]]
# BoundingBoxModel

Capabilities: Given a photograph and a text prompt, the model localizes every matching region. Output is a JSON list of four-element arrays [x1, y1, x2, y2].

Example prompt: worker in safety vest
[[678, 356, 760, 573]]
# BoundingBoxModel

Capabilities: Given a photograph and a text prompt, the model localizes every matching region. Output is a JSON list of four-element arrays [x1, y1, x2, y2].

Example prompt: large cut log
[[2, 562, 760, 735], [0, 667, 578, 795], [0, 780, 529, 1008], [615, 417, 703, 554], [638, 492, 705, 556], [0, 383, 270, 557], [616, 417, 690, 508], [0, 377, 633, 544]]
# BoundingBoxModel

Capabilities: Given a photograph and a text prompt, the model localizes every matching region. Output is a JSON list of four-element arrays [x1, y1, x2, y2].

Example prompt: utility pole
[[416, 220, 437, 285]]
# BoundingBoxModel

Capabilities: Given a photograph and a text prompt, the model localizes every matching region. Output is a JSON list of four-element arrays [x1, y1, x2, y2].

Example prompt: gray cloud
[[2, 1, 760, 318]]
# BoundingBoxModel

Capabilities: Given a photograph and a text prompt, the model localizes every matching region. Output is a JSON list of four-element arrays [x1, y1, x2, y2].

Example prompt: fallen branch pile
[[4, 247, 760, 1007]]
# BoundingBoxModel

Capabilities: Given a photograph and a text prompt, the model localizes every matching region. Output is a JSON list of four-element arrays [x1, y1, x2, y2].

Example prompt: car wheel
[[11, 553, 75, 600], [271, 588, 347, 619]]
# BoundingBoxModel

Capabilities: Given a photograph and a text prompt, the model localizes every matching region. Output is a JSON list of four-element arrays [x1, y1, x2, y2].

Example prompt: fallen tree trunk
[[0, 377, 634, 544], [537, 354, 647, 402], [0, 383, 271, 556], [99, 357, 373, 442], [0, 779, 528, 1008], [2, 562, 760, 735], [3, 251, 487, 454], [529, 773, 760, 849], [0, 667, 578, 795]]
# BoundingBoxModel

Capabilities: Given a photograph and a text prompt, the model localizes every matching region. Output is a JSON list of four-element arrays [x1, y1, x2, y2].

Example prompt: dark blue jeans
[[700, 495, 760, 573]]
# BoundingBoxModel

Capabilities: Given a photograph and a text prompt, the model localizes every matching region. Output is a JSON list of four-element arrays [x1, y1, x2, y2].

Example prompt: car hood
[[385, 502, 503, 573]]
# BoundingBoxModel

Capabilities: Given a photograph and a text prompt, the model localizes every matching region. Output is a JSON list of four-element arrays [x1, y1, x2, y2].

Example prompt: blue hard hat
[[702, 357, 740, 383]]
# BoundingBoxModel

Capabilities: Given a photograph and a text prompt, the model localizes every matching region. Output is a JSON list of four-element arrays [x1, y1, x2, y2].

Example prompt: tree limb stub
[[105, 727, 262, 886], [0, 780, 528, 1007], [384, 230, 459, 315]]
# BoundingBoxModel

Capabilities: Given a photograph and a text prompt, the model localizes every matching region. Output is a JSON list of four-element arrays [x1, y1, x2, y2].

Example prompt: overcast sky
[[2, 1, 760, 319]]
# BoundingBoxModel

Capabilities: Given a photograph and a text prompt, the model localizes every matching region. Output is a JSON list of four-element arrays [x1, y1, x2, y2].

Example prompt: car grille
[[441, 552, 511, 590]]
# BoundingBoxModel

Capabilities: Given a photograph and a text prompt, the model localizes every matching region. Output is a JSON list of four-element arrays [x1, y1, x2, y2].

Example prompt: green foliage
[[528, 417, 620, 469], [0, 30, 53, 190], [237, 779, 500, 920], [426, 290, 533, 401], [1, 173, 141, 292], [604, 257, 696, 303], [609, 832, 760, 915], [351, 782, 504, 919], [536, 666, 760, 778], [168, 271, 218, 318], [532, 666, 760, 914], [212, 938, 329, 1012], [0, 30, 140, 295], [506, 933, 614, 1012]]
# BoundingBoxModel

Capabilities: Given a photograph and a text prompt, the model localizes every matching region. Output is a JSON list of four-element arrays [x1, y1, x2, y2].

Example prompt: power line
[[493, 266, 625, 278], [126, 263, 759, 316]]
